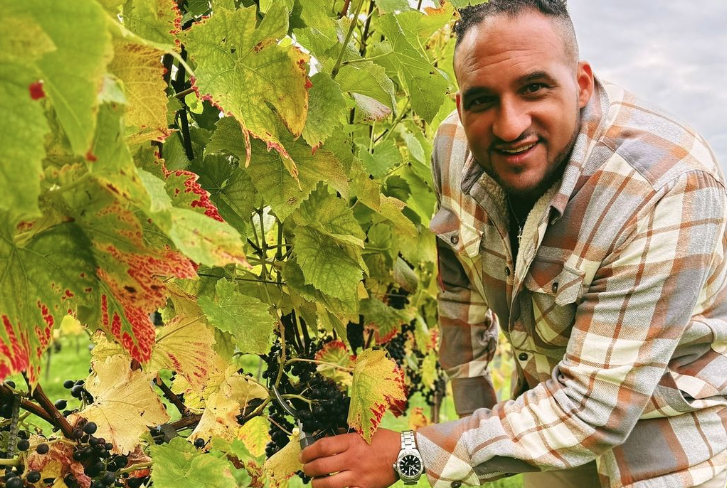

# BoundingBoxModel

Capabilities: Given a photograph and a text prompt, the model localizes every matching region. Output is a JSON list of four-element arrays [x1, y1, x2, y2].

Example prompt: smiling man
[[301, 2, 727, 488]]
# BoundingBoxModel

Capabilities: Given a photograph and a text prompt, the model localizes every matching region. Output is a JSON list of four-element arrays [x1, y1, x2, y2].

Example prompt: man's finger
[[300, 434, 356, 463], [303, 452, 348, 478], [310, 471, 353, 488]]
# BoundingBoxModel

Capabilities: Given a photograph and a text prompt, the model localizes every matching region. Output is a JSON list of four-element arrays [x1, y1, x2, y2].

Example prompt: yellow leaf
[[71, 355, 170, 454], [90, 330, 125, 364], [191, 370, 268, 442], [408, 407, 430, 431], [109, 40, 170, 144], [264, 434, 303, 488], [314, 340, 353, 386], [347, 349, 406, 443], [237, 416, 270, 458], [150, 313, 218, 393], [59, 314, 84, 336]]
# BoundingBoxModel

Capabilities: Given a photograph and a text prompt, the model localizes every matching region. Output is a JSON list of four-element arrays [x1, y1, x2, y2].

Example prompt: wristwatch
[[393, 430, 425, 484]]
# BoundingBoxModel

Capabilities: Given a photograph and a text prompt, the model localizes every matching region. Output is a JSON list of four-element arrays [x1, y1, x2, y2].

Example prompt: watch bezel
[[395, 448, 424, 482]]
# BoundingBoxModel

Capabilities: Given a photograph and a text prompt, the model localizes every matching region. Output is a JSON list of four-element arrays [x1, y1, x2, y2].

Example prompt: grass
[[4, 333, 523, 488]]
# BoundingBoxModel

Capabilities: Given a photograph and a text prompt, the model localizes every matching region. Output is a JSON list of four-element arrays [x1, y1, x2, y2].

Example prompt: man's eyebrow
[[516, 71, 557, 85], [461, 86, 493, 101]]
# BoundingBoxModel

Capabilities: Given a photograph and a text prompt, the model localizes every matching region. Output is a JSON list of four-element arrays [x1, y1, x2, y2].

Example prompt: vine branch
[[155, 375, 189, 417]]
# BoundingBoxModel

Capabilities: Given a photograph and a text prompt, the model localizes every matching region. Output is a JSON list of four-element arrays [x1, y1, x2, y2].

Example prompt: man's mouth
[[495, 141, 538, 155]]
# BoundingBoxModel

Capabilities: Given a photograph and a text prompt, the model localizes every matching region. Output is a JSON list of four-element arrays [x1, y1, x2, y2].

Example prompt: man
[[301, 1, 727, 487]]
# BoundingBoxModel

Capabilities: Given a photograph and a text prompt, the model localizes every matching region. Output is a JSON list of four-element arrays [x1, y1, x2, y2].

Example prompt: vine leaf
[[198, 279, 276, 355], [291, 0, 338, 59], [302, 72, 347, 149], [359, 138, 403, 179], [294, 227, 363, 303], [150, 313, 218, 393], [237, 416, 271, 458], [150, 438, 238, 488], [72, 355, 170, 454], [294, 186, 366, 248], [108, 40, 170, 144], [122, 0, 181, 47], [0, 12, 53, 217], [182, 4, 310, 168], [263, 433, 303, 488], [0, 218, 97, 385], [191, 370, 267, 442], [347, 349, 406, 442], [360, 298, 414, 344], [315, 340, 353, 386], [16, 0, 113, 157], [336, 62, 397, 112], [246, 135, 348, 223], [372, 13, 449, 123]]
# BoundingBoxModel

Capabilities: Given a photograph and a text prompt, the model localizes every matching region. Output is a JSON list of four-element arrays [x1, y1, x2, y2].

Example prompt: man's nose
[[492, 98, 531, 142]]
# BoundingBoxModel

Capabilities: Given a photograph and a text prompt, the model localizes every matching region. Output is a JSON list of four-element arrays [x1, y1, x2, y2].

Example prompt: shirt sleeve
[[430, 122, 499, 417], [436, 237, 499, 416], [417, 170, 727, 488]]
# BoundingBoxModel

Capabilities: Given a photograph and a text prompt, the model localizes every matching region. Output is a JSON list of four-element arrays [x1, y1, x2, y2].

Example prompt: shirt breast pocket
[[523, 259, 585, 347]]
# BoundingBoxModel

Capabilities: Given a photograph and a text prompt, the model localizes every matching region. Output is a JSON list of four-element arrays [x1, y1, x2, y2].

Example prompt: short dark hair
[[454, 0, 579, 65]]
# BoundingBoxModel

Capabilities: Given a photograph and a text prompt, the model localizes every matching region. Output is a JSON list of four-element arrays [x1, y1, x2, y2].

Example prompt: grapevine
[[0, 0, 492, 487]]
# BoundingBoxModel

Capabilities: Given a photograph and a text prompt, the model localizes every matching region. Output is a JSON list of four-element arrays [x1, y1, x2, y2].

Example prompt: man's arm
[[415, 170, 727, 487]]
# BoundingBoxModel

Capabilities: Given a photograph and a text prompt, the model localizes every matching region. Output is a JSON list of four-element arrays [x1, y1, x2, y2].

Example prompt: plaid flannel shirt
[[416, 78, 727, 488]]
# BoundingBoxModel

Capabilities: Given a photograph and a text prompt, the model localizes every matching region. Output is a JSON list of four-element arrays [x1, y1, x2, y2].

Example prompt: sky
[[567, 1, 727, 173]]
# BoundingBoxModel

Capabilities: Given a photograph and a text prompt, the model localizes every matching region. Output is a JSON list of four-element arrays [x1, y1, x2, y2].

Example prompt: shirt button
[[451, 482, 462, 488], [551, 282, 559, 293], [450, 234, 459, 245], [505, 267, 511, 276], [518, 352, 529, 361]]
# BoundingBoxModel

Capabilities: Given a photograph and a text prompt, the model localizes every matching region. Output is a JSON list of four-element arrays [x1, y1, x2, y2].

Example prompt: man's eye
[[468, 96, 494, 108], [524, 83, 546, 94]]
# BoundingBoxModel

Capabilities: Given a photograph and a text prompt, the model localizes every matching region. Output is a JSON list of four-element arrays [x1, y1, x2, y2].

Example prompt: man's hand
[[300, 428, 401, 488]]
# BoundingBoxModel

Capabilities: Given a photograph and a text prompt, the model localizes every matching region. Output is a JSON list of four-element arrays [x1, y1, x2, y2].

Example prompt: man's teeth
[[500, 142, 536, 154]]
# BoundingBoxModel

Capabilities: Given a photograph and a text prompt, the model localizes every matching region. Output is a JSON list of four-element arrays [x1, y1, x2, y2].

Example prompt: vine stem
[[285, 358, 354, 372], [332, 0, 366, 79], [281, 394, 313, 405], [118, 462, 152, 475], [267, 415, 292, 436], [0, 385, 54, 426], [23, 375, 74, 439], [343, 52, 391, 66], [154, 375, 189, 417], [0, 458, 20, 467]]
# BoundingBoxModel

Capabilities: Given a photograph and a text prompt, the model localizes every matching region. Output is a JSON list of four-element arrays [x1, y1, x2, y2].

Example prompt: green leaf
[[376, 0, 412, 14], [360, 297, 412, 344], [0, 72, 47, 218], [198, 279, 275, 354], [0, 219, 97, 385], [283, 259, 359, 316], [415, 2, 455, 41], [336, 63, 397, 111], [206, 117, 248, 161], [294, 227, 363, 303], [373, 14, 448, 122], [151, 438, 238, 488], [182, 5, 310, 164], [401, 166, 437, 226], [347, 349, 406, 442], [246, 136, 348, 222], [294, 186, 365, 248], [7, 0, 113, 156], [302, 73, 347, 148], [122, 0, 181, 46], [446, 0, 489, 8], [359, 139, 403, 179], [87, 103, 149, 206], [291, 0, 338, 59]]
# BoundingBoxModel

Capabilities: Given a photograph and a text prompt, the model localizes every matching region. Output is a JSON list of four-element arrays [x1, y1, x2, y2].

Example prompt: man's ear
[[456, 91, 463, 122], [576, 61, 594, 109]]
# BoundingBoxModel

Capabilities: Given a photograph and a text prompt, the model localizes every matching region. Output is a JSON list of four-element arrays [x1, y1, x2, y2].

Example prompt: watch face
[[398, 454, 422, 477]]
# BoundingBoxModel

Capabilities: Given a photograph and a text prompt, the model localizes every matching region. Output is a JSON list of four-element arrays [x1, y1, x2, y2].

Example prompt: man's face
[[455, 11, 594, 201]]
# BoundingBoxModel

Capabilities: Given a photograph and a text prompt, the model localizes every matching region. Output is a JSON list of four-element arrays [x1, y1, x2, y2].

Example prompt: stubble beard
[[489, 116, 581, 204]]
